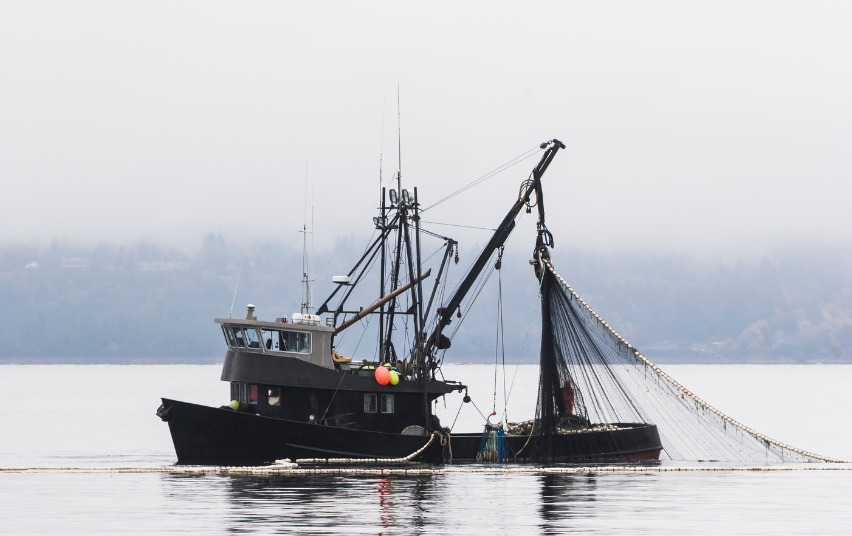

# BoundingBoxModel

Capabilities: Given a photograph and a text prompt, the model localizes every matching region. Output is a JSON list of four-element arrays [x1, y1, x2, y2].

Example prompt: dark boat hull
[[161, 398, 444, 465], [161, 398, 662, 465], [448, 426, 662, 462]]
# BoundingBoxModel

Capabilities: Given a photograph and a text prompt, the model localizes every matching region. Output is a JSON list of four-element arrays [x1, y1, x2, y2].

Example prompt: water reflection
[[160, 471, 604, 534], [153, 469, 852, 535], [539, 473, 597, 534], [216, 473, 442, 534]]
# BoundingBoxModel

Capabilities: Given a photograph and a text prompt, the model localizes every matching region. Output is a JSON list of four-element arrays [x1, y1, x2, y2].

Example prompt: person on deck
[[561, 380, 575, 415]]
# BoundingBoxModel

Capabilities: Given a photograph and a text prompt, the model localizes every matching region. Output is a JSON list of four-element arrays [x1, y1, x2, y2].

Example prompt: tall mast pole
[[384, 84, 404, 365], [378, 188, 386, 355], [377, 87, 387, 360], [397, 84, 402, 197], [401, 215, 421, 353], [414, 187, 424, 346], [384, 191, 403, 364]]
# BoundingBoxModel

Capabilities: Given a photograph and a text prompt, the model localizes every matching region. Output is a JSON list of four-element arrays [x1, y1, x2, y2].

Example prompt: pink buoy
[[375, 366, 390, 385]]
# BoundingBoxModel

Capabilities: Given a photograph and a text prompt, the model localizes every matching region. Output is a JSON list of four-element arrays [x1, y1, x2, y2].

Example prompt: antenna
[[229, 260, 244, 318], [379, 85, 386, 202], [397, 83, 402, 188], [301, 159, 314, 315], [301, 158, 311, 314], [311, 195, 315, 314]]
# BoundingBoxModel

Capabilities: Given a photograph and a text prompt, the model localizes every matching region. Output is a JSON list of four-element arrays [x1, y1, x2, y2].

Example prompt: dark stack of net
[[529, 258, 842, 463]]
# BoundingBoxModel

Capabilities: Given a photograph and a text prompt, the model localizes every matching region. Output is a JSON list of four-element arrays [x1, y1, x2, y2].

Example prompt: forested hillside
[[0, 235, 849, 363]]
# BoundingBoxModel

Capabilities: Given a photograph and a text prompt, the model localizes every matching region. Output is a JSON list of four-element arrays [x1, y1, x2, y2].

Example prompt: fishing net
[[531, 257, 844, 463], [476, 423, 509, 463]]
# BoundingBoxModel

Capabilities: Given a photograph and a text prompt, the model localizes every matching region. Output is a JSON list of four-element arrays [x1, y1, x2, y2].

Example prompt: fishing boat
[[157, 139, 663, 465]]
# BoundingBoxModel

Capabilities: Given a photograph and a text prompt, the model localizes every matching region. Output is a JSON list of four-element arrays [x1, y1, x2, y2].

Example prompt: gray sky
[[1, 1, 850, 254]]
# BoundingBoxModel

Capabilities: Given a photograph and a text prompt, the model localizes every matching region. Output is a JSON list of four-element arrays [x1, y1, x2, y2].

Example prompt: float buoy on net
[[375, 366, 390, 385]]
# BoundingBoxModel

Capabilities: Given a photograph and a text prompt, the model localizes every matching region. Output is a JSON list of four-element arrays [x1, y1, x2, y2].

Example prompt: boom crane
[[422, 139, 565, 368]]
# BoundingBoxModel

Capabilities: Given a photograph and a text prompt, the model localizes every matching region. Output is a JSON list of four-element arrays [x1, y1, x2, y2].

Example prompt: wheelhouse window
[[222, 326, 236, 347], [249, 384, 258, 404], [381, 394, 394, 414], [259, 328, 312, 354], [232, 382, 249, 403], [268, 387, 280, 406], [364, 394, 377, 413], [244, 327, 261, 349], [232, 327, 246, 348], [261, 329, 275, 351], [284, 331, 311, 353]]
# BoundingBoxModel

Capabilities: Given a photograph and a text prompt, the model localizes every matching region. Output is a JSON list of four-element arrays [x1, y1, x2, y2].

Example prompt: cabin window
[[245, 327, 261, 349], [233, 383, 249, 403], [381, 394, 394, 414], [258, 329, 312, 354], [268, 387, 280, 406], [364, 394, 377, 413], [249, 384, 258, 404], [285, 331, 311, 353], [232, 327, 246, 348], [261, 329, 276, 351], [222, 326, 236, 347]]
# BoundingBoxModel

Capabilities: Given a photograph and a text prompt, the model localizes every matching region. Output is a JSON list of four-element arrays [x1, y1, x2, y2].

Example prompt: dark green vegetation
[[0, 235, 849, 363]]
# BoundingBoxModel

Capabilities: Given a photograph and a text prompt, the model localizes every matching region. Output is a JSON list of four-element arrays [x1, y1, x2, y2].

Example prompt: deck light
[[389, 189, 398, 204], [401, 189, 410, 203]]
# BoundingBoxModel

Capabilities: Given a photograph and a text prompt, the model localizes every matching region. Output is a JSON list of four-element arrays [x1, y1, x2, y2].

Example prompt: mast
[[383, 181, 404, 364], [383, 86, 405, 365], [378, 188, 386, 355], [413, 188, 425, 353], [319, 137, 563, 400]]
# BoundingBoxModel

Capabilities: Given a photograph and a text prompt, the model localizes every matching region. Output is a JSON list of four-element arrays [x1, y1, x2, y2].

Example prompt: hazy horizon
[[1, 1, 851, 253], [1, 1, 850, 364]]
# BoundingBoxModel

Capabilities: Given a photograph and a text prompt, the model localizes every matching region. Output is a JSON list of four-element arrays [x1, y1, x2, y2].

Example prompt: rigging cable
[[449, 399, 466, 432], [316, 206, 377, 279], [491, 247, 506, 418], [420, 146, 542, 213], [502, 272, 544, 421], [228, 260, 244, 318], [499, 253, 507, 423], [420, 221, 496, 232], [350, 308, 374, 358]]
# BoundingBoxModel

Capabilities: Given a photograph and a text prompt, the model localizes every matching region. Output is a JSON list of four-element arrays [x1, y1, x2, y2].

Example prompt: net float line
[[1, 464, 850, 475]]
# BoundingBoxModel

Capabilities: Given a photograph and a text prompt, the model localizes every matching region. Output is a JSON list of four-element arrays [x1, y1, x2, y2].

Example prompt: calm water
[[1, 364, 851, 534]]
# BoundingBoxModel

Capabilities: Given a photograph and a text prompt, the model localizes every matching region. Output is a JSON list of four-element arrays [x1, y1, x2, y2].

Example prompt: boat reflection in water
[[162, 471, 599, 534]]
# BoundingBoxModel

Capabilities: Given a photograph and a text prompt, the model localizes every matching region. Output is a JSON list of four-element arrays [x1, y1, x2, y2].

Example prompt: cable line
[[420, 221, 496, 232], [420, 146, 541, 213]]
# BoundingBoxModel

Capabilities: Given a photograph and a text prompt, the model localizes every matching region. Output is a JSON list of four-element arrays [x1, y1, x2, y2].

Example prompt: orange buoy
[[375, 366, 390, 385]]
